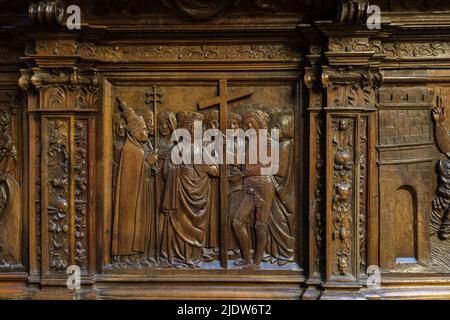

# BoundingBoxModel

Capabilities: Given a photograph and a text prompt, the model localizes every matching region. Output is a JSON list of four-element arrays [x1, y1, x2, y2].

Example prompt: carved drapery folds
[[0, 91, 22, 269]]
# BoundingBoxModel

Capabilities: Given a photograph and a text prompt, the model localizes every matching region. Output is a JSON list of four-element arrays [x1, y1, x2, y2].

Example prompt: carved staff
[[198, 79, 253, 268], [145, 86, 162, 262]]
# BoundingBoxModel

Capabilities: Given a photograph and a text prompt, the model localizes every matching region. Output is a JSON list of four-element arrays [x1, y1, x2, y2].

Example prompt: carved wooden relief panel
[[4, 0, 450, 300], [102, 78, 303, 274], [0, 91, 22, 270]]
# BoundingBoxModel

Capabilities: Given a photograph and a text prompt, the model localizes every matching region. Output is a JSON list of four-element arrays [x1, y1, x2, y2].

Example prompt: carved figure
[[160, 111, 219, 268], [267, 112, 295, 266], [0, 110, 20, 266], [431, 96, 450, 239], [111, 97, 158, 266], [203, 110, 220, 256], [232, 109, 275, 268]]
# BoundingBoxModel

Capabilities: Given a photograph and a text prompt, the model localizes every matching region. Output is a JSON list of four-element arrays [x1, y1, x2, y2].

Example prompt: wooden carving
[[431, 96, 450, 240], [5, 0, 450, 300], [47, 119, 70, 271], [0, 104, 21, 267], [109, 86, 298, 270], [331, 119, 354, 276], [112, 98, 158, 266]]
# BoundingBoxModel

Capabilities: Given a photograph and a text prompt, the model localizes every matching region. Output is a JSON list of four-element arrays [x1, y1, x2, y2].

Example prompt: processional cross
[[145, 85, 162, 149], [145, 85, 163, 261], [198, 79, 253, 267]]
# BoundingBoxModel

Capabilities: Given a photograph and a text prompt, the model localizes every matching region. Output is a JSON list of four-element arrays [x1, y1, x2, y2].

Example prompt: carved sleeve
[[435, 123, 450, 155]]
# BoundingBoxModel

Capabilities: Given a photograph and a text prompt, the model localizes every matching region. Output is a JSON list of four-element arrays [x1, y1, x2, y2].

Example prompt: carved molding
[[322, 67, 381, 110], [337, 1, 369, 25], [376, 41, 450, 58], [32, 40, 303, 62], [19, 67, 99, 111], [28, 0, 65, 26]]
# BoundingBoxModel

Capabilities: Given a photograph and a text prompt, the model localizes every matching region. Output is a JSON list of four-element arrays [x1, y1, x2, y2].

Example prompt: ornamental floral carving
[[34, 41, 302, 62]]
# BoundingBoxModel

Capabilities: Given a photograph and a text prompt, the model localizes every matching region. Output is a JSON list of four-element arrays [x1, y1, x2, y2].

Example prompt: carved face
[[131, 125, 149, 143], [243, 117, 259, 133], [276, 115, 294, 139], [228, 119, 239, 130], [114, 116, 126, 137], [339, 120, 348, 131], [159, 120, 171, 137], [146, 117, 154, 136], [208, 119, 219, 130]]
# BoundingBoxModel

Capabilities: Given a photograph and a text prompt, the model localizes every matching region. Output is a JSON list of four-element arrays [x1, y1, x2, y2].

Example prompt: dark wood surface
[[0, 0, 450, 299]]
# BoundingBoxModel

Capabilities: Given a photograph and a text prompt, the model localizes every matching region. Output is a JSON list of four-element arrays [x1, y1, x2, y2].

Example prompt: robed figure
[[160, 111, 219, 268], [112, 98, 158, 265], [0, 111, 21, 266], [267, 113, 295, 265]]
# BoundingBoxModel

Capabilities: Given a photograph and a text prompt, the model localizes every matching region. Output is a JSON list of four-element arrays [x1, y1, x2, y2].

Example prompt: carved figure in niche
[[232, 109, 275, 268], [157, 111, 177, 162], [333, 119, 352, 149], [227, 112, 246, 255], [160, 111, 219, 268], [141, 108, 159, 265], [203, 110, 220, 258], [266, 112, 295, 266], [431, 96, 450, 239], [111, 97, 158, 266], [112, 113, 126, 205], [155, 111, 177, 257], [0, 110, 21, 266]]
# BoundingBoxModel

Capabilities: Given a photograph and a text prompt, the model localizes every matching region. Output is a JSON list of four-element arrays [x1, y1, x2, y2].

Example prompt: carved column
[[19, 60, 98, 296], [318, 29, 381, 299], [303, 42, 326, 299]]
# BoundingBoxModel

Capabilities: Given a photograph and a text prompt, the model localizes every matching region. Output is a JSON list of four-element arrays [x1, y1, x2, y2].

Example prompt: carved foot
[[277, 259, 290, 266], [233, 258, 251, 267], [233, 258, 259, 269]]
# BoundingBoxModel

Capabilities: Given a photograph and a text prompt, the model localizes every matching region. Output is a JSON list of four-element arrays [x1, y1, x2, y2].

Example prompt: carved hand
[[146, 152, 158, 165], [432, 96, 446, 124], [194, 164, 210, 173]]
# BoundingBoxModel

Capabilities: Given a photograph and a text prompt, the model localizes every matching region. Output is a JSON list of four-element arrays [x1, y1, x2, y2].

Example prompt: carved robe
[[160, 145, 217, 267], [112, 134, 151, 256], [0, 140, 20, 265], [268, 138, 295, 264]]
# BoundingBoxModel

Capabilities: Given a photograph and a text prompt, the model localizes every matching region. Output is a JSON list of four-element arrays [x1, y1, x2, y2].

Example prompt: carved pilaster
[[22, 65, 97, 288], [303, 42, 326, 299], [320, 31, 381, 299]]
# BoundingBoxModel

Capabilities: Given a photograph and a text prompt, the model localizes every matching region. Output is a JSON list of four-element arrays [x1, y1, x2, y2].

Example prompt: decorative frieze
[[34, 40, 303, 62]]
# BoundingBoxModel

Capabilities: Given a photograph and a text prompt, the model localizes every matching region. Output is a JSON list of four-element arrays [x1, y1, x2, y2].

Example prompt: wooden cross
[[145, 85, 162, 149], [198, 79, 253, 268]]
